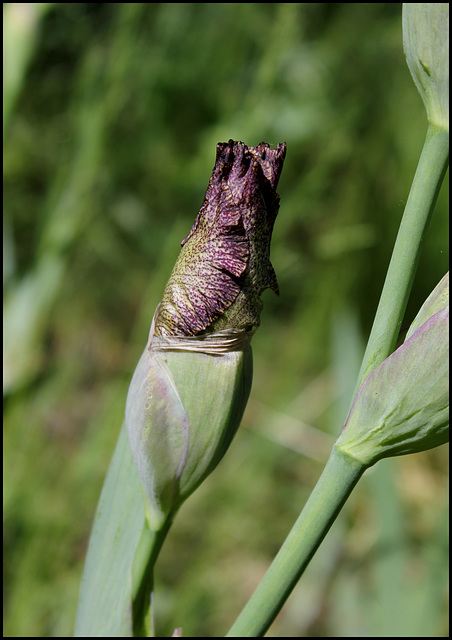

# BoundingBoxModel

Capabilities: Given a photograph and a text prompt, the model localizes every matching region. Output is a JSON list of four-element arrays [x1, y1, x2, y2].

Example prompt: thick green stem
[[132, 515, 174, 637], [353, 123, 449, 394], [226, 447, 365, 637]]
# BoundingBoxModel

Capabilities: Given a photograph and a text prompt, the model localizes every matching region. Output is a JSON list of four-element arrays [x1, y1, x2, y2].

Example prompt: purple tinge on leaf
[[336, 306, 449, 466], [154, 140, 287, 336]]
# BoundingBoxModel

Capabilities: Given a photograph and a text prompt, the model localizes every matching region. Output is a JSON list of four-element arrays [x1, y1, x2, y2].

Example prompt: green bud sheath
[[126, 140, 286, 529], [402, 3, 449, 131], [336, 274, 449, 466], [126, 327, 253, 530]]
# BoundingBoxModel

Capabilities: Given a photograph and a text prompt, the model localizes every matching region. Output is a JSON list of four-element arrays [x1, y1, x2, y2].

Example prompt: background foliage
[[4, 3, 448, 637]]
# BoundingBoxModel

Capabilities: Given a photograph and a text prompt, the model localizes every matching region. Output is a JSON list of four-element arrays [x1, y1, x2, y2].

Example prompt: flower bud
[[402, 3, 449, 131], [126, 140, 286, 529], [336, 275, 449, 466]]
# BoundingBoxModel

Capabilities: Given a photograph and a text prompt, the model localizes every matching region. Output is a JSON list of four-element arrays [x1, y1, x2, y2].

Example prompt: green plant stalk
[[226, 123, 448, 637], [353, 123, 449, 394], [131, 514, 174, 637], [226, 446, 364, 637]]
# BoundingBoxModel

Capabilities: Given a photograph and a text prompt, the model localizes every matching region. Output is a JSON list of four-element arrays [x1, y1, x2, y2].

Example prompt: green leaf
[[74, 423, 145, 637]]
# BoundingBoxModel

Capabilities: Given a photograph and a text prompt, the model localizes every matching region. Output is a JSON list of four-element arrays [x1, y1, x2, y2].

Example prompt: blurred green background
[[3, 3, 448, 637]]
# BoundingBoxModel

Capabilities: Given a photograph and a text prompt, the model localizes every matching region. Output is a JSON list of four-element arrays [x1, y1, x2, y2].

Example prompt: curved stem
[[226, 447, 364, 637]]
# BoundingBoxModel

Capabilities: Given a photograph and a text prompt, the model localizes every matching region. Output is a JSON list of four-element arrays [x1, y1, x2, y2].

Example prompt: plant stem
[[132, 515, 174, 637], [226, 124, 448, 638], [226, 447, 364, 637], [353, 123, 449, 394]]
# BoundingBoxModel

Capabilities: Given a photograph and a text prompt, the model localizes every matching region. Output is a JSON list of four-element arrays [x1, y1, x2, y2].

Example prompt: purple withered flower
[[154, 139, 287, 336]]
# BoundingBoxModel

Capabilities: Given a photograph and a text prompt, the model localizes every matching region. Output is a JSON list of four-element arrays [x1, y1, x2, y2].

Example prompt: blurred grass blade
[[74, 423, 145, 637], [3, 255, 64, 393], [3, 2, 54, 134], [3, 45, 108, 394]]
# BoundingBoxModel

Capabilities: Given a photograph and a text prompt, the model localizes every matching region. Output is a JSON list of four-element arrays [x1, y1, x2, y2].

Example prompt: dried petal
[[154, 140, 286, 336]]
